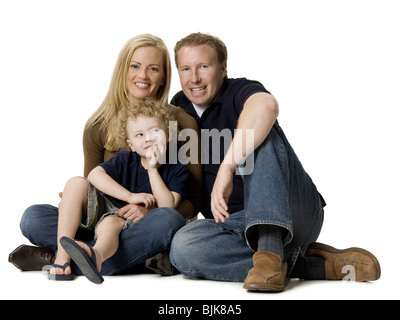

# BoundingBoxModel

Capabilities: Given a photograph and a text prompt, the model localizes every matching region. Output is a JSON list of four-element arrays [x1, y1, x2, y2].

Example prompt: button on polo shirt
[[171, 77, 270, 219]]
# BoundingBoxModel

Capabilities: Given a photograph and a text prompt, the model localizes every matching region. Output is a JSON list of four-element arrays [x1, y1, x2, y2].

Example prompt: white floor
[[2, 201, 398, 301], [1, 246, 395, 301]]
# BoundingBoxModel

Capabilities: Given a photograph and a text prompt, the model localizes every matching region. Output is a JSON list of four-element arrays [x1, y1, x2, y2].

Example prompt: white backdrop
[[1, 0, 399, 300]]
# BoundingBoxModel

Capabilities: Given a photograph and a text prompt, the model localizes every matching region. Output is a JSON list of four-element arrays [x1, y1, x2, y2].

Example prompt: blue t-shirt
[[99, 150, 189, 208]]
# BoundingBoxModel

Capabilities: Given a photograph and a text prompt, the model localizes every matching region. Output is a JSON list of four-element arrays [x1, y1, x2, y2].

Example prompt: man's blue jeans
[[170, 122, 325, 282], [20, 205, 185, 275]]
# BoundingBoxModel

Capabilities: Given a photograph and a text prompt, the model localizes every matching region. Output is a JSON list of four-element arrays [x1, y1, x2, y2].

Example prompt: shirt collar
[[210, 76, 229, 106], [178, 76, 229, 120]]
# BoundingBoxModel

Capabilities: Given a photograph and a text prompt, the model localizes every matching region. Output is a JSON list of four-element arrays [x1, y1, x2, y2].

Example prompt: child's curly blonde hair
[[116, 97, 178, 150]]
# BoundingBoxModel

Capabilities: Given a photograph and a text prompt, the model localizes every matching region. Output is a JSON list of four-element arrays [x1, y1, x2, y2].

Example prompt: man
[[169, 33, 381, 291]]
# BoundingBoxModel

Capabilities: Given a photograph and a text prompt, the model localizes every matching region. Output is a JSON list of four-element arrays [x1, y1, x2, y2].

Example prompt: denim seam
[[287, 247, 301, 277], [300, 208, 324, 254]]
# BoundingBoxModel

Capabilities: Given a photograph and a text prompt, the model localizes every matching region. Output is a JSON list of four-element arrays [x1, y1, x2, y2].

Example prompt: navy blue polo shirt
[[171, 77, 270, 218]]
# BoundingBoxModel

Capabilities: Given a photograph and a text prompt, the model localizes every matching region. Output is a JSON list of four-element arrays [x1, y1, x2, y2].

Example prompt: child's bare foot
[[49, 250, 72, 276], [44, 250, 74, 281], [50, 260, 72, 276]]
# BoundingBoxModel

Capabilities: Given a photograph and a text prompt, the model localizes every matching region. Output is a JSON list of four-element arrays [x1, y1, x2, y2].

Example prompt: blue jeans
[[20, 204, 185, 275], [170, 123, 325, 282]]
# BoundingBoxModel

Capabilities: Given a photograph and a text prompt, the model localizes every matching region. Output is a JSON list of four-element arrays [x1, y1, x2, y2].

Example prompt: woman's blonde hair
[[115, 97, 178, 150], [85, 34, 172, 151]]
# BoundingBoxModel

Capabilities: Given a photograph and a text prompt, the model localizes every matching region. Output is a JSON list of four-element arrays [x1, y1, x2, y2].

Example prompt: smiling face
[[177, 45, 227, 108], [126, 46, 166, 103], [126, 115, 168, 163]]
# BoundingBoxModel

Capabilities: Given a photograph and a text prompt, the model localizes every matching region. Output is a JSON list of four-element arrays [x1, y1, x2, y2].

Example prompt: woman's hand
[[115, 203, 153, 223]]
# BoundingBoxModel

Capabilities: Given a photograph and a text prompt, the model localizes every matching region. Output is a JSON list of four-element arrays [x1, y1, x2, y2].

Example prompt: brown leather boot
[[305, 242, 381, 281], [8, 245, 55, 271], [243, 251, 288, 292]]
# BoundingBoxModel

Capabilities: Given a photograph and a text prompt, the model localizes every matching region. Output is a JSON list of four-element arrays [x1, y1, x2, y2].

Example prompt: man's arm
[[227, 92, 279, 165], [211, 92, 279, 222]]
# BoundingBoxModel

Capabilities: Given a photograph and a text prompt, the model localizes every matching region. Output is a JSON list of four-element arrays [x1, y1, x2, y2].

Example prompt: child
[[46, 98, 188, 284]]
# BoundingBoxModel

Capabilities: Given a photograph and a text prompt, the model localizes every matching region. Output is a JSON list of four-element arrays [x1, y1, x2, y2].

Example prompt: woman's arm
[[83, 123, 108, 177]]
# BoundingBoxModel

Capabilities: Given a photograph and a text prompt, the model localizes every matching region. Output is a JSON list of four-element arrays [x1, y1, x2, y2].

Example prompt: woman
[[10, 34, 201, 277]]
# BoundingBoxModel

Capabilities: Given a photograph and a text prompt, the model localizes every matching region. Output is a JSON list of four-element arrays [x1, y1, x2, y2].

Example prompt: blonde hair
[[116, 97, 178, 150], [174, 32, 228, 67], [85, 34, 172, 151]]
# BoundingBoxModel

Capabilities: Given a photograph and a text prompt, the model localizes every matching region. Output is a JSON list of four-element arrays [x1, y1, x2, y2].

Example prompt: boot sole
[[243, 277, 288, 292]]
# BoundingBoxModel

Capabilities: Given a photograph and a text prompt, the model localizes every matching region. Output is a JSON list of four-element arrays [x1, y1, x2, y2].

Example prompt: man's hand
[[210, 166, 234, 223]]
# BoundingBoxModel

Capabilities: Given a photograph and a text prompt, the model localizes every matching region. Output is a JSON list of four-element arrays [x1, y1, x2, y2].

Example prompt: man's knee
[[170, 226, 191, 272], [170, 220, 211, 270]]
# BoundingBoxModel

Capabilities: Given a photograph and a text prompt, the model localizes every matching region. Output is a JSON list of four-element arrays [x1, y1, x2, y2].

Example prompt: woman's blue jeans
[[20, 205, 185, 275], [170, 123, 325, 282]]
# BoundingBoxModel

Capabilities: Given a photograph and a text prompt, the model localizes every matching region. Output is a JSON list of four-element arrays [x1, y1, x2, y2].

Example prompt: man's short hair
[[174, 32, 228, 67]]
